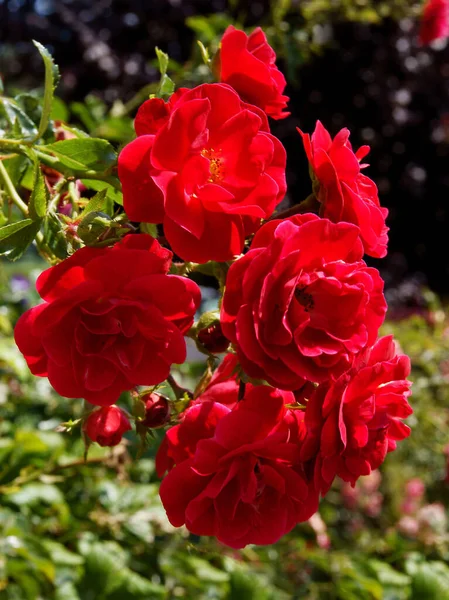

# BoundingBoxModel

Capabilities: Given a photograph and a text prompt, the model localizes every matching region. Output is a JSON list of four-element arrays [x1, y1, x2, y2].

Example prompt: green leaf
[[50, 96, 69, 123], [80, 188, 110, 217], [32, 41, 60, 142], [0, 219, 42, 260], [81, 178, 123, 205], [154, 47, 175, 97], [41, 138, 117, 173], [43, 212, 69, 259], [197, 40, 211, 65], [159, 74, 175, 97], [77, 211, 112, 245], [155, 47, 169, 76], [29, 162, 49, 220], [55, 582, 82, 600], [140, 222, 158, 238], [6, 482, 64, 507], [0, 98, 38, 138], [1, 154, 28, 189], [107, 571, 166, 599], [411, 562, 449, 600], [367, 559, 411, 587], [228, 569, 273, 600]]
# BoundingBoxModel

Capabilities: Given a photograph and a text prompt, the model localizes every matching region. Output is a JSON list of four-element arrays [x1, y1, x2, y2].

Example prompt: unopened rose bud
[[197, 322, 229, 354], [83, 405, 131, 447], [142, 392, 171, 428]]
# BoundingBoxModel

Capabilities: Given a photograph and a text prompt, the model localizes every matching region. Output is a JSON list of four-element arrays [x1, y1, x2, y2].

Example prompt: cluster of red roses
[[15, 26, 413, 549]]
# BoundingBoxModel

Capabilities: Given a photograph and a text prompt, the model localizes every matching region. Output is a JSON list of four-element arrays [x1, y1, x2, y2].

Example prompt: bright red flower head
[[159, 385, 318, 548], [301, 336, 412, 494], [14, 235, 201, 406], [84, 405, 131, 447], [419, 0, 449, 46], [219, 26, 290, 120], [156, 354, 241, 477], [221, 214, 387, 391], [298, 121, 389, 259], [118, 83, 287, 263]]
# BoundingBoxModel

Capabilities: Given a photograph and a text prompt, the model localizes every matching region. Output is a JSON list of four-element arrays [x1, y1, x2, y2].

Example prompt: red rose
[[14, 234, 201, 406], [221, 214, 387, 390], [84, 405, 131, 447], [159, 386, 318, 548], [219, 26, 290, 120], [298, 121, 388, 259], [118, 83, 287, 263], [301, 336, 412, 494], [134, 88, 189, 136], [141, 392, 171, 428], [156, 354, 240, 477], [419, 0, 449, 46]]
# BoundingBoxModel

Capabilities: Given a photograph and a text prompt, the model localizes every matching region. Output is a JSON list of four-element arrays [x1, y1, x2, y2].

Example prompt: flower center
[[201, 148, 224, 182], [295, 285, 315, 312]]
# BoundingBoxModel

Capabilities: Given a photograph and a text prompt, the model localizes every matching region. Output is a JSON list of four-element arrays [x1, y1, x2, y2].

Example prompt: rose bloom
[[221, 214, 387, 390], [218, 26, 290, 120], [419, 0, 449, 46], [156, 354, 241, 477], [84, 405, 131, 447], [118, 83, 286, 263], [298, 121, 388, 258], [14, 235, 200, 405], [158, 385, 318, 548], [301, 336, 412, 494]]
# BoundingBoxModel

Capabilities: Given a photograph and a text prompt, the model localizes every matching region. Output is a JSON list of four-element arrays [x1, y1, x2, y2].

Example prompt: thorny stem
[[167, 374, 192, 401]]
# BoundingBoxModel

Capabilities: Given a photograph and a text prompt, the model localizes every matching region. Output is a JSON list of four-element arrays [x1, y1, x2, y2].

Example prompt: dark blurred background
[[1, 0, 448, 299]]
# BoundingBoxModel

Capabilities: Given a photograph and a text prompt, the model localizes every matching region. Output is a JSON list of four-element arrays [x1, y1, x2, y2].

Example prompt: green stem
[[0, 159, 48, 253], [167, 374, 192, 401], [267, 193, 320, 222], [0, 160, 29, 216]]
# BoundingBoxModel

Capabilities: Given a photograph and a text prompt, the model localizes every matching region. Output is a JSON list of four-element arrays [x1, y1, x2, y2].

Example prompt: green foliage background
[[1, 2, 449, 598]]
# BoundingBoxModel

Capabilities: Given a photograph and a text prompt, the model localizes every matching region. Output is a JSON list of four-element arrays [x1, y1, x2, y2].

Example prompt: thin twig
[[167, 374, 192, 400], [0, 160, 29, 215]]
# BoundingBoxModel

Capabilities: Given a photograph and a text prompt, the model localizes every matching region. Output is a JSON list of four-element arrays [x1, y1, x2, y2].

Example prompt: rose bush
[[7, 22, 414, 551], [14, 234, 200, 405], [221, 214, 387, 390]]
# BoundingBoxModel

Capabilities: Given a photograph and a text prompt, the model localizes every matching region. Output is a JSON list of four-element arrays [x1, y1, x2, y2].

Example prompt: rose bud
[[84, 405, 131, 447], [142, 393, 171, 428], [197, 322, 229, 354]]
